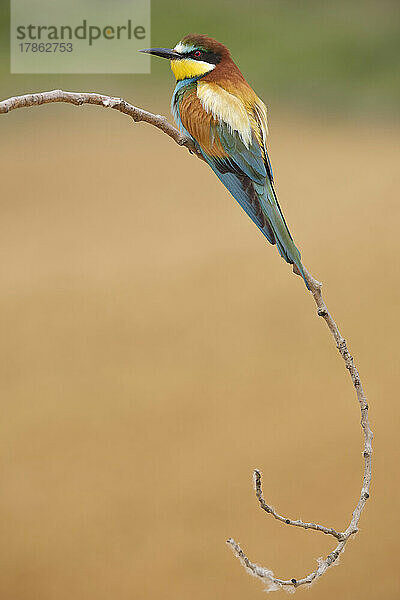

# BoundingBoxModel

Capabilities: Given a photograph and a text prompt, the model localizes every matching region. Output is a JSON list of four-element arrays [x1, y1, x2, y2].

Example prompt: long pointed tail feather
[[258, 180, 310, 289]]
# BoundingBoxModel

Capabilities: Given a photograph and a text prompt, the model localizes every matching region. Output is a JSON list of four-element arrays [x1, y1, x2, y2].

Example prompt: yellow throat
[[170, 58, 214, 81]]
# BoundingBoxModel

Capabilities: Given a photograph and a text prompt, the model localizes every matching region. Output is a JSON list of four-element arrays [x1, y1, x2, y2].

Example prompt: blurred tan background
[[0, 1, 399, 599]]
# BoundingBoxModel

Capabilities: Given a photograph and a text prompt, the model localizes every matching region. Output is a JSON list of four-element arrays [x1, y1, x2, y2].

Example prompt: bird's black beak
[[139, 48, 182, 60]]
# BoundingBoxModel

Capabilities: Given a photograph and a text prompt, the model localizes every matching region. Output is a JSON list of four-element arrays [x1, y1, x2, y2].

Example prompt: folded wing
[[175, 82, 306, 284]]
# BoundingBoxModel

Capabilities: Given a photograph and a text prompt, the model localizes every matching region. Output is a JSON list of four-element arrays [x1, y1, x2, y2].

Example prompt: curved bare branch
[[0, 89, 373, 592], [0, 89, 204, 159], [227, 266, 373, 590]]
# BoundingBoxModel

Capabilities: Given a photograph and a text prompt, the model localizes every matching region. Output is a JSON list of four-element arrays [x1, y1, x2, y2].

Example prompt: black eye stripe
[[186, 49, 221, 64]]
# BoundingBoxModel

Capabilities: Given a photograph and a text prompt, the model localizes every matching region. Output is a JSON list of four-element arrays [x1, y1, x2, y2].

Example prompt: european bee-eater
[[140, 34, 308, 287]]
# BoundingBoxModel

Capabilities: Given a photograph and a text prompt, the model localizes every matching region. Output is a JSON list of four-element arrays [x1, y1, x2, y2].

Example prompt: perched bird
[[140, 34, 308, 287]]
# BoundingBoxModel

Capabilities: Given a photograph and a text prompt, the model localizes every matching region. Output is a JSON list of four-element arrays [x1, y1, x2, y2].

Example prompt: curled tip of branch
[[253, 469, 262, 482]]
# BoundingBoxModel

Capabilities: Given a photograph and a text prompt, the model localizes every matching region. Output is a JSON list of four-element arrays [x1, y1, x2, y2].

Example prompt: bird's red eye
[[194, 50, 201, 58]]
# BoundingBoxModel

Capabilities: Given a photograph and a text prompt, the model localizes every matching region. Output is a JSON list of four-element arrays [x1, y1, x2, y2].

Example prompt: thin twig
[[0, 89, 373, 592], [253, 469, 346, 541], [227, 266, 373, 591]]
